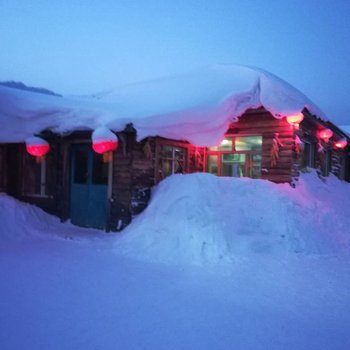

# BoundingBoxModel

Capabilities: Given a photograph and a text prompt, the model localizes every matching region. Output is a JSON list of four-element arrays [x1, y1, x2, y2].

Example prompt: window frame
[[300, 140, 316, 169], [155, 139, 189, 182], [206, 134, 263, 178], [21, 152, 49, 198]]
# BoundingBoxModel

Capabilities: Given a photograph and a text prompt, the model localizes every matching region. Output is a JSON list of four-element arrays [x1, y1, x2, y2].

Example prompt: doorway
[[70, 144, 109, 229]]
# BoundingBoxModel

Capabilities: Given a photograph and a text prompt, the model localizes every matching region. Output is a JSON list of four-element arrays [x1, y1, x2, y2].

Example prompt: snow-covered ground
[[1, 171, 350, 350]]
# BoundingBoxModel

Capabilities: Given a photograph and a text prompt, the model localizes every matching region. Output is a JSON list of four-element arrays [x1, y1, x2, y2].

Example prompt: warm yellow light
[[334, 139, 347, 149], [220, 139, 230, 146], [286, 113, 304, 126]]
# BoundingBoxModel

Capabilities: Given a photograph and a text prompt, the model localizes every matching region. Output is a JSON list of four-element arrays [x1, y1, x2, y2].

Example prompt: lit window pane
[[221, 154, 246, 177], [209, 137, 233, 151], [250, 154, 262, 178], [235, 136, 262, 151], [208, 155, 218, 175], [161, 159, 172, 177]]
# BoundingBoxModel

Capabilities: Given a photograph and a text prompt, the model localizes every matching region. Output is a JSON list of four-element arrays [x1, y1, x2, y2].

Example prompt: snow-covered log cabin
[[0, 65, 349, 230]]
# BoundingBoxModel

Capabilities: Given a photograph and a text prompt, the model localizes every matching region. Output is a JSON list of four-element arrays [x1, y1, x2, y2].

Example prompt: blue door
[[70, 144, 109, 229]]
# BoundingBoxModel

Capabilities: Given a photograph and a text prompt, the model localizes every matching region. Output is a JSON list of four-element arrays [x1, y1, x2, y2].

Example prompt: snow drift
[[1, 171, 349, 265], [0, 193, 102, 241], [0, 64, 325, 145], [114, 171, 350, 265]]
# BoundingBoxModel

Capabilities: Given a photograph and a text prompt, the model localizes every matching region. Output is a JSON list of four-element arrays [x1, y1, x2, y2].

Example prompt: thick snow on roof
[[0, 65, 325, 145]]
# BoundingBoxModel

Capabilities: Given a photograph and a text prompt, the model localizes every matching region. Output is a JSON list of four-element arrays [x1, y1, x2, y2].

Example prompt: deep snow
[[1, 172, 350, 350], [115, 171, 350, 265], [0, 65, 325, 145]]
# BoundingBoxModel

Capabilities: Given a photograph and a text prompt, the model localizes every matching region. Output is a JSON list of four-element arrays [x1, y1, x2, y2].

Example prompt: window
[[158, 145, 186, 179], [73, 147, 89, 184], [72, 146, 109, 185], [207, 135, 262, 178], [322, 148, 332, 177], [301, 141, 316, 168], [22, 153, 48, 197], [92, 152, 109, 185]]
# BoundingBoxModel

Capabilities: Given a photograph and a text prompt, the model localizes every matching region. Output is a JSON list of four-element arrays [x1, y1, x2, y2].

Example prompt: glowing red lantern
[[319, 128, 333, 143], [334, 138, 348, 149], [286, 113, 304, 129], [92, 141, 118, 154], [92, 127, 118, 154], [25, 136, 50, 156]]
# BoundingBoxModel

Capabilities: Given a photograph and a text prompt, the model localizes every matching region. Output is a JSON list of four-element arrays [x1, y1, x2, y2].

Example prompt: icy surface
[[1, 172, 350, 349], [0, 65, 325, 145]]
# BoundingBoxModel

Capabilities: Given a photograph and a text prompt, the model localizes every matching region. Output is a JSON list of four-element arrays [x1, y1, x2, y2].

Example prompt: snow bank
[[114, 171, 350, 265], [0, 193, 102, 241], [0, 65, 324, 145], [2, 170, 349, 264], [0, 194, 57, 240]]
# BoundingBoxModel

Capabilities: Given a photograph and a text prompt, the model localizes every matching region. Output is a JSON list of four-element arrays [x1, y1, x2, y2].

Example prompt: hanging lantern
[[334, 138, 348, 149], [319, 128, 333, 143], [286, 113, 304, 129], [92, 127, 118, 154], [25, 136, 50, 157]]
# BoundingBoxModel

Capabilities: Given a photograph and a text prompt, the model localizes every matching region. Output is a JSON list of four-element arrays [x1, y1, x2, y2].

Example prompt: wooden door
[[70, 144, 108, 229]]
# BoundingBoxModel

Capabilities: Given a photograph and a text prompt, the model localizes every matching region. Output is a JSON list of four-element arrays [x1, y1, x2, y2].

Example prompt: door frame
[[68, 141, 113, 230]]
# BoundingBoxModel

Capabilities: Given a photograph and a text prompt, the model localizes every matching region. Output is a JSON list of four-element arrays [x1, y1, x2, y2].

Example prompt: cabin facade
[[0, 107, 349, 231]]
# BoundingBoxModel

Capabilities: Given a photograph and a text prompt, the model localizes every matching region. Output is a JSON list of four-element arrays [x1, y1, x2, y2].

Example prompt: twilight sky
[[1, 0, 350, 124]]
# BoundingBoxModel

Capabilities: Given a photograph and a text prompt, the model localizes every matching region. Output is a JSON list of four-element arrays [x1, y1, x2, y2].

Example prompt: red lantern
[[286, 113, 304, 129], [92, 127, 118, 154], [92, 141, 118, 154], [319, 129, 333, 143], [25, 136, 50, 156], [334, 138, 348, 149]]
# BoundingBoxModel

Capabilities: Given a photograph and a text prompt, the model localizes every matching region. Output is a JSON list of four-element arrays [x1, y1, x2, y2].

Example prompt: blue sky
[[1, 0, 350, 124]]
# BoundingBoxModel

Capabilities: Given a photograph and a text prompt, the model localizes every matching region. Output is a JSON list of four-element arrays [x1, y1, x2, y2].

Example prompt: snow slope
[[0, 65, 325, 145]]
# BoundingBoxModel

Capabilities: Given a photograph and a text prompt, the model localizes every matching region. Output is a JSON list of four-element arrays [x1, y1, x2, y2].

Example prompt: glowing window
[[207, 135, 262, 179]]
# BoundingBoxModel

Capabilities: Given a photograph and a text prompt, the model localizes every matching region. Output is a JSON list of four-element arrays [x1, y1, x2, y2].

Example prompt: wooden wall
[[226, 108, 296, 183]]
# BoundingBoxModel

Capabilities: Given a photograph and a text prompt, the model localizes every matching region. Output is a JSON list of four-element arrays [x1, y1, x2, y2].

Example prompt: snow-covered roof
[[0, 64, 326, 146]]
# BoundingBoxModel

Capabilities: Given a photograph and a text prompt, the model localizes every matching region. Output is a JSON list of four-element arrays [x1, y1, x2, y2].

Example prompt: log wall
[[226, 109, 296, 183]]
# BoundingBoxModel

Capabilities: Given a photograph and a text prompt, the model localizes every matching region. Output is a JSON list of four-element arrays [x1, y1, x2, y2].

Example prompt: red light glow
[[26, 143, 50, 156], [334, 138, 348, 149], [92, 140, 118, 154], [319, 129, 333, 142]]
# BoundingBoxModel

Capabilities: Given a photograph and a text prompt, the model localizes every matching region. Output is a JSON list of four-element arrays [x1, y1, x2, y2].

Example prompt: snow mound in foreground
[[114, 172, 350, 265], [0, 193, 59, 240], [0, 193, 102, 241]]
